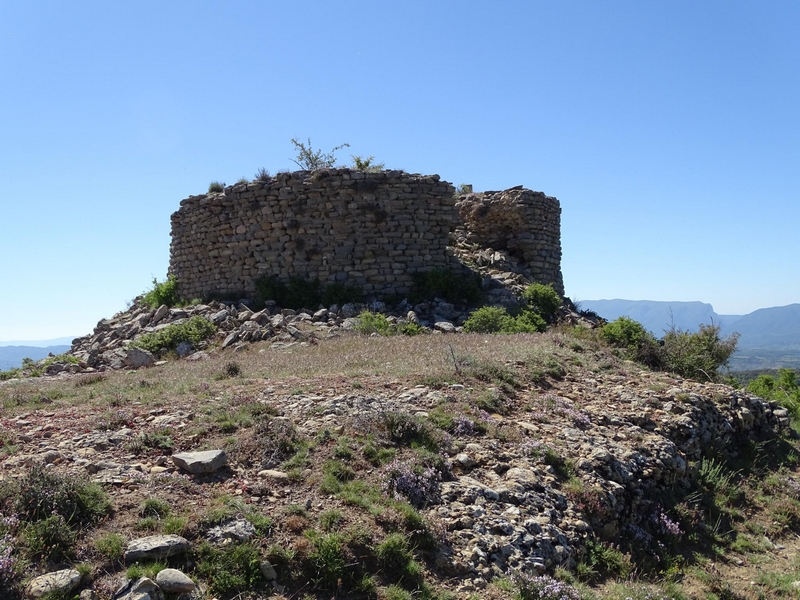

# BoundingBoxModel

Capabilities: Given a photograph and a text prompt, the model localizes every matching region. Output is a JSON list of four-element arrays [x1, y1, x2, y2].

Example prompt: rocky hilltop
[[2, 326, 798, 599]]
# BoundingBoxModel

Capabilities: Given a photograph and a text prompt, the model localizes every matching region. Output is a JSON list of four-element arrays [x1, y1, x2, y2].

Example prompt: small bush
[[356, 311, 395, 336], [601, 316, 652, 350], [236, 177, 249, 185], [131, 428, 174, 454], [290, 138, 350, 170], [15, 466, 110, 528], [319, 509, 344, 532], [409, 268, 483, 305], [223, 361, 241, 378], [142, 275, 180, 309], [462, 307, 510, 333], [522, 283, 562, 321], [462, 306, 544, 334], [398, 322, 425, 336], [95, 532, 126, 562], [376, 533, 413, 572], [351, 155, 385, 172], [140, 498, 171, 520], [208, 181, 225, 193], [748, 369, 800, 419], [661, 323, 739, 381], [196, 541, 263, 596], [132, 316, 216, 356], [23, 514, 76, 562], [254, 167, 271, 181]]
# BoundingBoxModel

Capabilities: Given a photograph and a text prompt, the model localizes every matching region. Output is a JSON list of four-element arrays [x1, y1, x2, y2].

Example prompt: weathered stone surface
[[260, 560, 278, 580], [171, 450, 227, 473], [434, 321, 456, 333], [113, 576, 164, 600], [258, 469, 289, 481], [155, 568, 195, 593], [207, 518, 257, 543], [124, 535, 190, 562], [26, 569, 81, 598], [124, 347, 156, 369]]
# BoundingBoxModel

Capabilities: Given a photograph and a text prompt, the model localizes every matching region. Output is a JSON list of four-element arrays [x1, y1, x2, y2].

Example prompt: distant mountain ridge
[[579, 300, 800, 371], [0, 345, 72, 371]]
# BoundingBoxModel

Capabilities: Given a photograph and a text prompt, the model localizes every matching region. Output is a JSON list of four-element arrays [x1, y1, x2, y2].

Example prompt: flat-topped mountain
[[580, 299, 800, 370]]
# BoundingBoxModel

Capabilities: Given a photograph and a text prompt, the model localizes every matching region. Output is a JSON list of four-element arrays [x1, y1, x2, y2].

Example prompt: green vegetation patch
[[132, 316, 216, 356], [142, 275, 180, 309]]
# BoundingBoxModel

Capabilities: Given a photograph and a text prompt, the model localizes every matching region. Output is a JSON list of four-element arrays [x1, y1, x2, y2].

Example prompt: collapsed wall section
[[169, 169, 457, 300], [455, 187, 563, 295]]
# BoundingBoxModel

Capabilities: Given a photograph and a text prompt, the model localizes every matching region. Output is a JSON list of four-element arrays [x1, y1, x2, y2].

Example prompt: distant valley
[[0, 339, 74, 370], [579, 300, 800, 372]]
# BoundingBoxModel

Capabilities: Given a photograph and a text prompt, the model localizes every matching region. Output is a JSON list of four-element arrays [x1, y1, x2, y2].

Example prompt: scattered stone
[[123, 347, 156, 369], [155, 569, 195, 593], [113, 576, 164, 600], [171, 450, 227, 474], [124, 535, 190, 562], [258, 469, 289, 481], [260, 560, 278, 580], [26, 569, 82, 599], [207, 518, 257, 543]]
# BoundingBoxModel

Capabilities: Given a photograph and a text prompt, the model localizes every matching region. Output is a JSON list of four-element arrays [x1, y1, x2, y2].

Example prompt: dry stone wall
[[169, 170, 564, 302], [454, 187, 563, 295]]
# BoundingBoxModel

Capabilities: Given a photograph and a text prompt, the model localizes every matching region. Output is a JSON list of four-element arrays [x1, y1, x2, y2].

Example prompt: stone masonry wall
[[169, 170, 564, 302], [454, 186, 563, 295], [170, 169, 457, 300]]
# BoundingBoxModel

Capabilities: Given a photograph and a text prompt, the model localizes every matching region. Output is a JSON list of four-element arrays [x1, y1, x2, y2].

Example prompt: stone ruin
[[168, 169, 563, 302]]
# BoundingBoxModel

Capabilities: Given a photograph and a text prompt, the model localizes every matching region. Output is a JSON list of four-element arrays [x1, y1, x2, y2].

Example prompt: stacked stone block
[[169, 169, 457, 300], [169, 170, 564, 303], [455, 187, 564, 295]]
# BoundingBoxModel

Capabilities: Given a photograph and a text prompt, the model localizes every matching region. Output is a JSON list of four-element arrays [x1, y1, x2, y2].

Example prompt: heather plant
[[381, 457, 442, 508], [508, 571, 581, 600], [208, 181, 225, 193], [15, 465, 109, 527], [530, 394, 591, 428], [0, 531, 15, 584]]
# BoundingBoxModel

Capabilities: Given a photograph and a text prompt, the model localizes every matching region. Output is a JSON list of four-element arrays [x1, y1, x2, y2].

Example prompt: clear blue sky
[[1, 1, 798, 341]]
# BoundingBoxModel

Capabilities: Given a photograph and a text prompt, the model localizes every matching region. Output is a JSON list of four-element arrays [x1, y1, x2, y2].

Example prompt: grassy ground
[[2, 328, 800, 599]]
